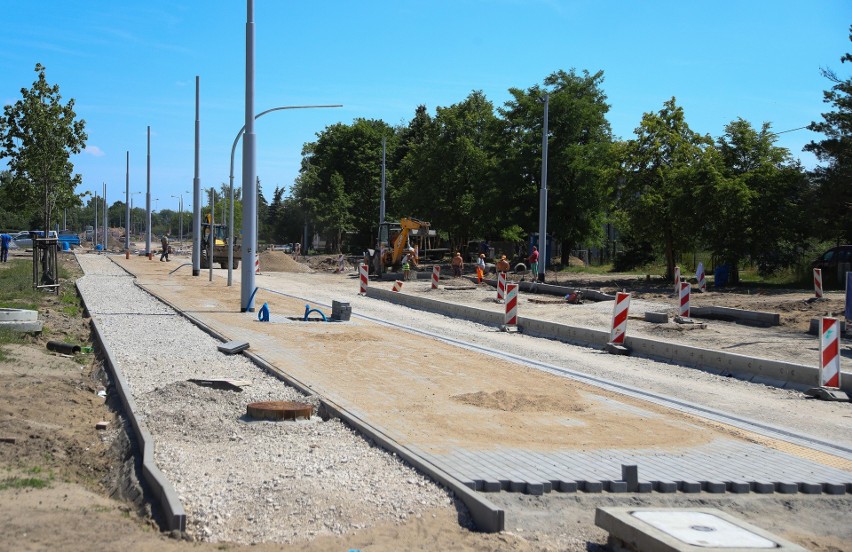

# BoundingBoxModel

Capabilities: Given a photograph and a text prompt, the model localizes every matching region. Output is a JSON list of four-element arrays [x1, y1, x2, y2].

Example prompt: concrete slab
[[595, 507, 807, 552]]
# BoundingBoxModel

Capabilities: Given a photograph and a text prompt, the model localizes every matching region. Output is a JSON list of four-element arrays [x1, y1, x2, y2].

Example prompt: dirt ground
[[1, 249, 850, 551]]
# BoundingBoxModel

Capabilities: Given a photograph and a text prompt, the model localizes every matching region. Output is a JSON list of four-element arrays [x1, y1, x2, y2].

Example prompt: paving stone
[[775, 482, 798, 494], [608, 481, 628, 493], [822, 483, 846, 495], [726, 481, 751, 494], [679, 481, 701, 493], [637, 482, 653, 493], [798, 482, 822, 494], [702, 481, 726, 493], [526, 483, 544, 495], [508, 481, 526, 493], [654, 481, 677, 493], [752, 482, 775, 494], [584, 481, 604, 493], [559, 481, 578, 492]]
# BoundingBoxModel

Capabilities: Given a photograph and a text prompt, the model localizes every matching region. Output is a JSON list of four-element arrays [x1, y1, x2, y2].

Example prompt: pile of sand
[[258, 250, 313, 273]]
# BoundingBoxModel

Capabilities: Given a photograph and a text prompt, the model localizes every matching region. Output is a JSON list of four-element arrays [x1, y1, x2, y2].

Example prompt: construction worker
[[336, 252, 346, 273], [496, 254, 510, 273], [401, 248, 414, 280], [476, 253, 486, 284], [451, 252, 464, 278], [528, 246, 539, 279], [160, 233, 170, 262]]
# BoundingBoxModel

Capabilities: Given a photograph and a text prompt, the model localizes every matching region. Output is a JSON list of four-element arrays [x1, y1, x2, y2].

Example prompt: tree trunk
[[664, 228, 675, 282]]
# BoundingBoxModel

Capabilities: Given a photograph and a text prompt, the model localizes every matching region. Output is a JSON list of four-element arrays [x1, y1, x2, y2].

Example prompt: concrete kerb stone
[[76, 279, 186, 532], [366, 287, 852, 394], [132, 280, 506, 534]]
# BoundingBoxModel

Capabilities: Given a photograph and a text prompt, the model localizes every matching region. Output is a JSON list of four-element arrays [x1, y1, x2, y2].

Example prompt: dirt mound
[[451, 389, 588, 413], [258, 250, 313, 273]]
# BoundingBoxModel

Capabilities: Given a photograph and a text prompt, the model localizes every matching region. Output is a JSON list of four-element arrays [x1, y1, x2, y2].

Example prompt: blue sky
[[1, 1, 850, 213]]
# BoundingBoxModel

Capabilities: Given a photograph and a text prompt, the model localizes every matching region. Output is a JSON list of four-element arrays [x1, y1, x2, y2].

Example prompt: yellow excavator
[[366, 217, 437, 274], [200, 214, 241, 269]]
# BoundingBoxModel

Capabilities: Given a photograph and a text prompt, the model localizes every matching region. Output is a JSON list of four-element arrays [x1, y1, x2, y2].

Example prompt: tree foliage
[[498, 70, 615, 261], [805, 25, 852, 243], [617, 98, 712, 279], [0, 64, 87, 231]]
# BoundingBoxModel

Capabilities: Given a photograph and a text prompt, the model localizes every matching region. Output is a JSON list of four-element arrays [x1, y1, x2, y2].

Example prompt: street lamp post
[[171, 193, 188, 244], [226, 104, 342, 287], [538, 93, 549, 283]]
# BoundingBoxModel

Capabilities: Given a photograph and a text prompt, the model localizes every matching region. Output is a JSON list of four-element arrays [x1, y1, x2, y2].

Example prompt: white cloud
[[85, 145, 105, 157]]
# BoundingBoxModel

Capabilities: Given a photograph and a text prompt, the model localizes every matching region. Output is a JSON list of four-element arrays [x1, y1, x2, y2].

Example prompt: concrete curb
[[365, 287, 851, 394], [76, 280, 186, 532], [133, 281, 505, 534]]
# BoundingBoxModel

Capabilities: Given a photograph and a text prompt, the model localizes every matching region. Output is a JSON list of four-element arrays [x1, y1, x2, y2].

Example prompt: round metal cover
[[247, 401, 313, 421]]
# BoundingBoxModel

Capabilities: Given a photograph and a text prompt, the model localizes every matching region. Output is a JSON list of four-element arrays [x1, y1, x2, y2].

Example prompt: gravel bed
[[75, 253, 457, 545]]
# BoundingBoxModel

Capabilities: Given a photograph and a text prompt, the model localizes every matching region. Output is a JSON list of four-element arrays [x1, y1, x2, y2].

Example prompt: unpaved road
[[1, 251, 850, 552]]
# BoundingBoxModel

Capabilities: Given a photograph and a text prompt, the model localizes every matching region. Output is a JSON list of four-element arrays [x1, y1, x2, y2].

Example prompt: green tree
[[497, 70, 615, 263], [805, 25, 852, 243], [294, 119, 395, 247], [396, 91, 498, 248], [0, 64, 87, 232], [617, 98, 712, 279], [707, 119, 809, 280]]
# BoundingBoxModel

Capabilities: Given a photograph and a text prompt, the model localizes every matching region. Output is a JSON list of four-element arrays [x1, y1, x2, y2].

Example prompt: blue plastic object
[[258, 302, 270, 322], [303, 303, 327, 322], [714, 264, 730, 288], [61, 241, 70, 251], [95, 244, 103, 251]]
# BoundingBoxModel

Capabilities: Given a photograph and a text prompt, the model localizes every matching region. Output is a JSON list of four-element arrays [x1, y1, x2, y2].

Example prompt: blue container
[[61, 241, 70, 251], [95, 244, 103, 251], [714, 264, 730, 288]]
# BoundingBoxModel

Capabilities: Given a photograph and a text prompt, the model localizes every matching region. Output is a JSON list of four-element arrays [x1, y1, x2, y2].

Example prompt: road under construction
[[78, 252, 852, 547]]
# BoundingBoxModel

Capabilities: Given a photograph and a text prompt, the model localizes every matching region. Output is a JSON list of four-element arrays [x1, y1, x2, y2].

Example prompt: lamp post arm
[[227, 103, 342, 286]]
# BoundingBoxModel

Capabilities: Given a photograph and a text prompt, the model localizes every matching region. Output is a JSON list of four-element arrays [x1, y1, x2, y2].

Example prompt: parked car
[[13, 230, 58, 250], [811, 245, 852, 289]]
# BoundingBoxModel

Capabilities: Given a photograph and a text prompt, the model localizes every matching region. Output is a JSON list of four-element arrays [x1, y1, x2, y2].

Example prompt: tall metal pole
[[179, 195, 183, 245], [93, 190, 98, 249], [209, 188, 214, 282], [380, 136, 386, 226], [146, 126, 152, 257], [192, 76, 202, 276], [125, 151, 130, 252], [538, 93, 549, 283], [103, 182, 107, 251], [240, 0, 258, 312]]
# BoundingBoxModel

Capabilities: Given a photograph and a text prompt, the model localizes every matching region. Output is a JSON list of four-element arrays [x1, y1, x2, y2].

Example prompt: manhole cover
[[247, 401, 313, 421]]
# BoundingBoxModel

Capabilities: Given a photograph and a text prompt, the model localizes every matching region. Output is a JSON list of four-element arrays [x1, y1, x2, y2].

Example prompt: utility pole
[[537, 93, 549, 283], [240, 0, 258, 311]]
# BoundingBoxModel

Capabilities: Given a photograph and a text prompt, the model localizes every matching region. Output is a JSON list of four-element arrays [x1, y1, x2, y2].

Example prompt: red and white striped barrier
[[696, 262, 706, 292], [255, 254, 261, 275], [497, 271, 507, 302], [504, 283, 518, 327], [819, 317, 841, 388], [609, 292, 631, 345], [359, 264, 368, 295], [392, 280, 403, 293], [679, 281, 691, 318], [674, 266, 680, 294], [814, 268, 823, 299], [431, 265, 440, 290]]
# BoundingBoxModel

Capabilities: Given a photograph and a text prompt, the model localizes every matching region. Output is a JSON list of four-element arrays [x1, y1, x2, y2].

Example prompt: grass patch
[[0, 476, 50, 491], [0, 260, 43, 306], [59, 289, 81, 317]]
